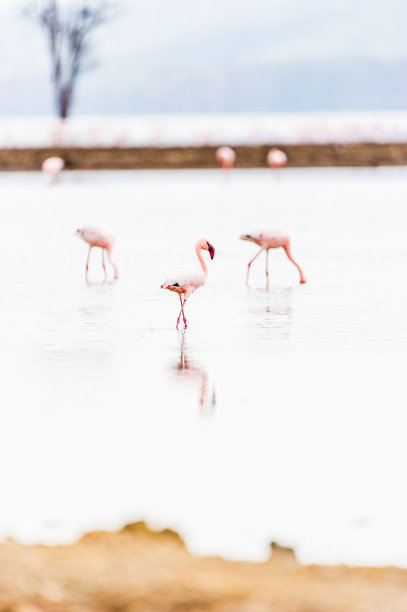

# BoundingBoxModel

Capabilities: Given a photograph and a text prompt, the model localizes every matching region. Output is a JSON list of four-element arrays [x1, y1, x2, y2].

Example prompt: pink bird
[[41, 156, 65, 183], [215, 146, 236, 171], [75, 226, 119, 281], [267, 148, 287, 171], [240, 228, 306, 287], [161, 239, 215, 329]]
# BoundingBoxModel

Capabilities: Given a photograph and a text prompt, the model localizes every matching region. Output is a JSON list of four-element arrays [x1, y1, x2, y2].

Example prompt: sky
[[0, 0, 406, 115]]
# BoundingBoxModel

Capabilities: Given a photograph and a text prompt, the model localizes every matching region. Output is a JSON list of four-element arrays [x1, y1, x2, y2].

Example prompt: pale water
[[0, 168, 406, 566]]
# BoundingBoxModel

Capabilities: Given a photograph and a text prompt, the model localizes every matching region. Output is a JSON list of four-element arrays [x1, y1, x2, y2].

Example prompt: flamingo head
[[74, 228, 83, 237], [198, 239, 215, 259]]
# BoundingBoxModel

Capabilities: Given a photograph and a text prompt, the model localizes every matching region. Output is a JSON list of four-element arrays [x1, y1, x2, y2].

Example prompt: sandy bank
[[0, 521, 406, 612], [1, 142, 407, 170]]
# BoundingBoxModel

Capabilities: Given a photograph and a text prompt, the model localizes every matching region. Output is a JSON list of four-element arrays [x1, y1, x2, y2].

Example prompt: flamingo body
[[267, 148, 287, 169], [42, 156, 65, 182], [161, 239, 215, 328], [216, 146, 236, 170], [162, 268, 205, 299], [240, 228, 306, 286], [75, 226, 119, 281]]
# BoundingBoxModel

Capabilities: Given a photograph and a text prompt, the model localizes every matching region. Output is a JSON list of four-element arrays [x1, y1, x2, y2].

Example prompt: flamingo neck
[[195, 243, 208, 278]]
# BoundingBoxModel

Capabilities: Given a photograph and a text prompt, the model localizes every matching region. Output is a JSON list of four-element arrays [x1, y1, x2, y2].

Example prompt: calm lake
[[0, 167, 406, 566]]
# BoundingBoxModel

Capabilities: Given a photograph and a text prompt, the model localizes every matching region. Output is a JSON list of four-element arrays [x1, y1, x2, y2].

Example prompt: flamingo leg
[[85, 246, 92, 281], [101, 248, 107, 281], [246, 248, 264, 286], [106, 249, 119, 280], [265, 249, 269, 290], [176, 295, 183, 329], [176, 295, 188, 329], [181, 295, 188, 328], [283, 244, 306, 284]]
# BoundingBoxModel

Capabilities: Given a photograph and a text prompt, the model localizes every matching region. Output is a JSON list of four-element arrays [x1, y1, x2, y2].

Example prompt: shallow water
[[0, 167, 406, 566]]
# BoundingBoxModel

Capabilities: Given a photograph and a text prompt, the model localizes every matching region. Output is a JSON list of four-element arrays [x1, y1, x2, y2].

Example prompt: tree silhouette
[[27, 1, 116, 119]]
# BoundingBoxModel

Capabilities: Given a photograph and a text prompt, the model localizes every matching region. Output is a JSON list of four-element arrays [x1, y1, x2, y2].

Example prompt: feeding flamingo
[[215, 146, 236, 171], [161, 239, 215, 329], [41, 156, 65, 183], [75, 226, 119, 281], [240, 228, 306, 287], [267, 148, 287, 173]]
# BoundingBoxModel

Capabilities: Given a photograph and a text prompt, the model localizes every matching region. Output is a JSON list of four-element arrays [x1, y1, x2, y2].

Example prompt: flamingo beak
[[208, 243, 215, 259]]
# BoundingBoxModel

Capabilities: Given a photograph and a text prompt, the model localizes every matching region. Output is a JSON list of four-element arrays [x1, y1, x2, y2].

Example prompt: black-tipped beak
[[208, 243, 215, 260]]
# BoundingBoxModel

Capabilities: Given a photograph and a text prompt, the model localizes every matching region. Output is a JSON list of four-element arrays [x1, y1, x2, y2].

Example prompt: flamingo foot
[[300, 279, 307, 284]]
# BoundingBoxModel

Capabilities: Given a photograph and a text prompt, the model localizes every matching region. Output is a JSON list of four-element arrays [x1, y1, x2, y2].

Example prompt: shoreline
[[1, 521, 407, 612], [1, 142, 407, 171]]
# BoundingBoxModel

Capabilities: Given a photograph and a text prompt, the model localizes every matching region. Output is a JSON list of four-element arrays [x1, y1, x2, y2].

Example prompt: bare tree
[[26, 0, 117, 119]]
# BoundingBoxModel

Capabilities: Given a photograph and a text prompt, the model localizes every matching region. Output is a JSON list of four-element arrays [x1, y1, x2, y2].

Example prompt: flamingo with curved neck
[[240, 228, 306, 288], [216, 146, 236, 171], [161, 238, 215, 329], [75, 226, 119, 282]]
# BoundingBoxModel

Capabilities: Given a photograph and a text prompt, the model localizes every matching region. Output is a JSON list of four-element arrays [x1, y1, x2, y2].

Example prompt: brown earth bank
[[1, 143, 407, 170], [0, 522, 407, 612]]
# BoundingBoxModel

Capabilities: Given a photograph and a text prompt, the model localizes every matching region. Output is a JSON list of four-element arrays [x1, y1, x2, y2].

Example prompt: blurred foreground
[[1, 522, 407, 612]]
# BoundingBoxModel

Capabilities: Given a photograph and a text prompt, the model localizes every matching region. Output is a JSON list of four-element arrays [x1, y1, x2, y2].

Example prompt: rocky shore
[[1, 521, 406, 612], [1, 142, 407, 171]]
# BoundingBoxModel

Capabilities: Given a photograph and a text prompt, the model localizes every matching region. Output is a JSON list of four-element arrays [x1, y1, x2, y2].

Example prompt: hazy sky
[[1, 0, 406, 115]]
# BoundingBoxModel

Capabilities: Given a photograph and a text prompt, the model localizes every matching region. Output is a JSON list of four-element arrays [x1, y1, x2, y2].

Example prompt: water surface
[[0, 168, 406, 566]]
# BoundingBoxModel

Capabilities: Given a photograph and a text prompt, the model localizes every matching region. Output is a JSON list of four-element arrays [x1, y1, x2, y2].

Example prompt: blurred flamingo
[[161, 239, 215, 329], [75, 226, 119, 281], [267, 148, 287, 175], [41, 156, 65, 183], [240, 228, 306, 288], [216, 146, 236, 171]]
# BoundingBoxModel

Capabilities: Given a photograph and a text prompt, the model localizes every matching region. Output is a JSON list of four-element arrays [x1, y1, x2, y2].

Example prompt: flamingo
[[75, 226, 119, 281], [240, 228, 306, 287], [215, 146, 236, 171], [41, 156, 65, 183], [161, 239, 215, 329], [267, 148, 287, 173]]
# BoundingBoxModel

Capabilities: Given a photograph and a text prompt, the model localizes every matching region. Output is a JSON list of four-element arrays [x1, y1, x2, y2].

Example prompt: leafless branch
[[26, 0, 118, 119]]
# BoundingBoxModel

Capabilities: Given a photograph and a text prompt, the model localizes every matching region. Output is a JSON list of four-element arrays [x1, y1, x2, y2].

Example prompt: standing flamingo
[[161, 239, 215, 329], [267, 148, 287, 175], [240, 228, 306, 287], [75, 226, 119, 281], [215, 146, 236, 171], [41, 156, 65, 184]]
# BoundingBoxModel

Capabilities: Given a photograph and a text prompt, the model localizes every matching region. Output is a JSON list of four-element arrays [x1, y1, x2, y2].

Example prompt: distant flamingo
[[75, 226, 119, 281], [215, 146, 236, 171], [267, 148, 287, 174], [41, 156, 65, 183], [240, 228, 306, 287], [161, 239, 215, 329]]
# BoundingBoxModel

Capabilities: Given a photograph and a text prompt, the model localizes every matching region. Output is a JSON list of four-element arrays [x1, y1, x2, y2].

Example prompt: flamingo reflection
[[173, 336, 216, 417]]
